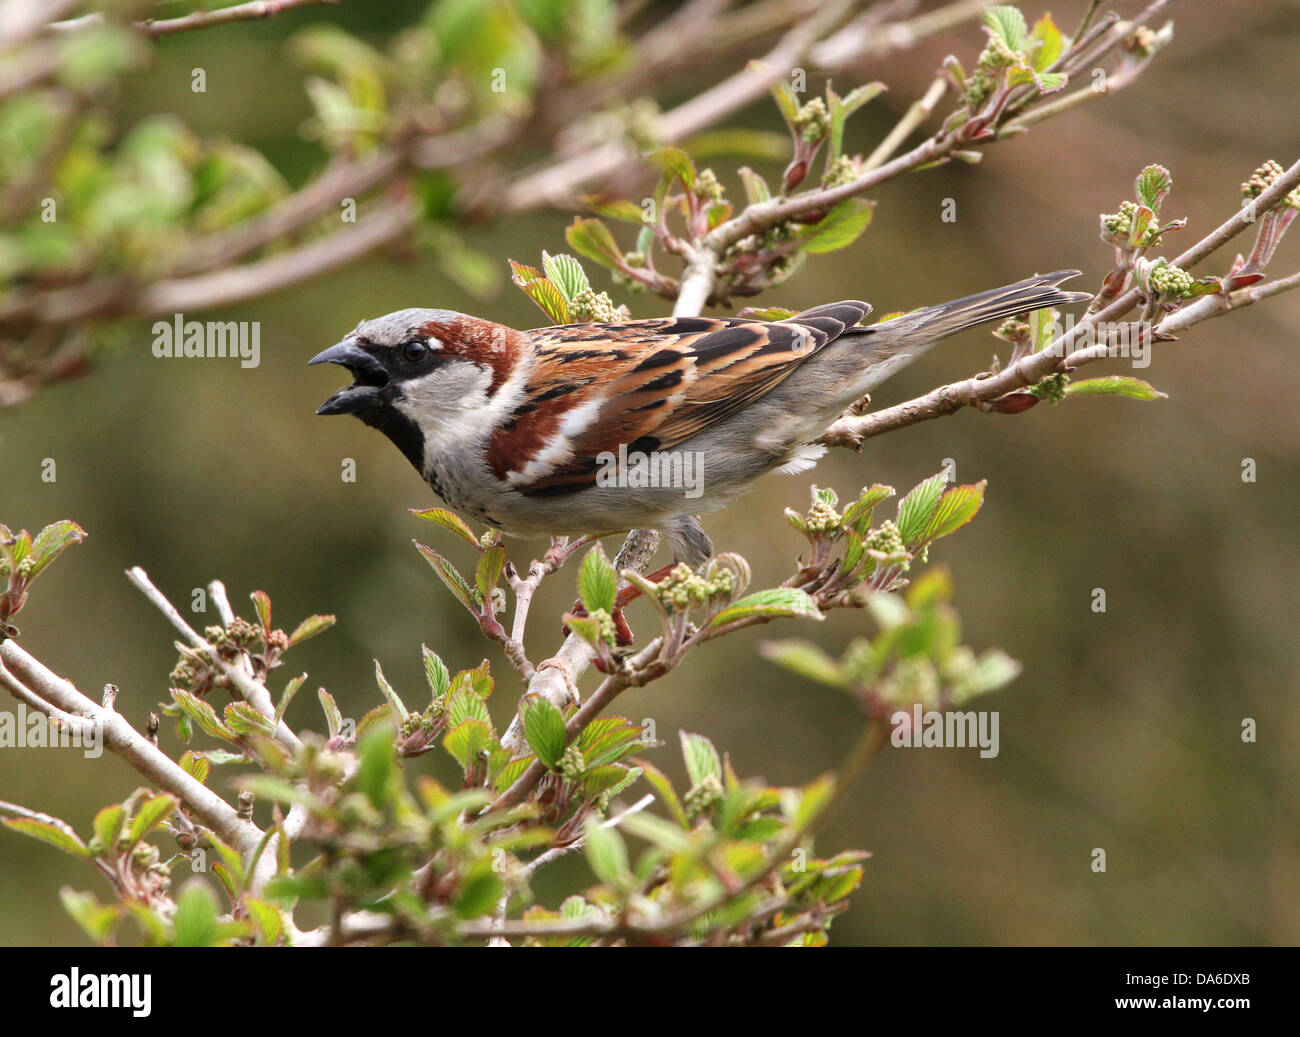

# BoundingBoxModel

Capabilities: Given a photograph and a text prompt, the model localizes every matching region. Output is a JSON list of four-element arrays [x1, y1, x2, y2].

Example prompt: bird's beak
[[310, 338, 388, 415]]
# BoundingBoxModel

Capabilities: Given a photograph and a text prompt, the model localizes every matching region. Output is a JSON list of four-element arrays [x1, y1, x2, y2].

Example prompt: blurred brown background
[[1, 0, 1297, 945]]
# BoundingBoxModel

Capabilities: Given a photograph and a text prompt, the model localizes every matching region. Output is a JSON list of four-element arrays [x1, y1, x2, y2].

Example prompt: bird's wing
[[486, 305, 871, 494]]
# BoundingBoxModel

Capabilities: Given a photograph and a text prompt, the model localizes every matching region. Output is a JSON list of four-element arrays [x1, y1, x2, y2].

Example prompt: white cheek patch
[[394, 362, 495, 456]]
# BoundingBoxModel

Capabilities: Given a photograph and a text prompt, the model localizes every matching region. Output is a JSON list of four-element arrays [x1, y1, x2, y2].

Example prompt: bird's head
[[311, 307, 529, 469]]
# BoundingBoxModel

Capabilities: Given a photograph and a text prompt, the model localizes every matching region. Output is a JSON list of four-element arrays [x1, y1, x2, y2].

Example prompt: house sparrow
[[311, 270, 1089, 565]]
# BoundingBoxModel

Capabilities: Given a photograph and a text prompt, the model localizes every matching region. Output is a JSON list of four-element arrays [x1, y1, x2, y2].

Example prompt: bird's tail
[[875, 269, 1091, 344]]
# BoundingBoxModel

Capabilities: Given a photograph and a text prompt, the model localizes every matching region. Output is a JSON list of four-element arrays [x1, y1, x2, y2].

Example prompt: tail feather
[[879, 269, 1091, 343]]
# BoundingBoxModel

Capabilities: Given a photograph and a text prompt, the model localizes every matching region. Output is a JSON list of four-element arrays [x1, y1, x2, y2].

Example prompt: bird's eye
[[399, 340, 429, 366]]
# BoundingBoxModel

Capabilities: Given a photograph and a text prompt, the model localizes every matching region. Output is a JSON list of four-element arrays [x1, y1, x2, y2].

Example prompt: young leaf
[[410, 506, 480, 549], [709, 588, 822, 628], [373, 660, 409, 723], [1135, 164, 1173, 212], [173, 881, 220, 947], [842, 484, 896, 533], [1063, 376, 1167, 401], [422, 644, 451, 698], [275, 673, 306, 725], [918, 481, 987, 545], [795, 199, 874, 254], [578, 544, 617, 614], [287, 614, 335, 648], [518, 276, 571, 324], [680, 730, 721, 787], [126, 794, 178, 849], [414, 542, 477, 614], [317, 688, 343, 737], [582, 196, 647, 222], [250, 590, 272, 633], [564, 217, 625, 272], [896, 473, 948, 546], [1, 817, 92, 858], [179, 751, 211, 784], [476, 546, 507, 601], [584, 821, 632, 891], [542, 251, 591, 303], [1029, 13, 1064, 72], [759, 640, 845, 687], [171, 689, 238, 743], [522, 696, 567, 769], [26, 520, 86, 581], [647, 146, 696, 191], [443, 718, 493, 772], [983, 5, 1028, 51]]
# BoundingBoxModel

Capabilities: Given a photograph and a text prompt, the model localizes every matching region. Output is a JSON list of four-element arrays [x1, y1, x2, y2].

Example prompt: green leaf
[[26, 520, 86, 580], [357, 728, 396, 809], [409, 506, 480, 549], [795, 199, 873, 254], [373, 660, 409, 723], [647, 146, 695, 190], [519, 274, 571, 324], [415, 542, 477, 614], [793, 774, 836, 831], [581, 196, 647, 223], [522, 696, 567, 769], [1127, 204, 1157, 248], [250, 590, 272, 633], [126, 794, 177, 850], [1, 817, 91, 858], [683, 128, 788, 161], [584, 820, 632, 890], [422, 645, 451, 698], [1135, 164, 1173, 211], [709, 588, 822, 628], [449, 659, 494, 699], [454, 865, 503, 919], [61, 889, 121, 943], [1063, 376, 1167, 401], [618, 811, 693, 855], [840, 81, 887, 117], [243, 897, 284, 946], [918, 481, 987, 545], [564, 217, 625, 270], [171, 689, 237, 743], [842, 484, 895, 533], [173, 881, 220, 947], [542, 251, 591, 303], [578, 544, 617, 614], [637, 760, 688, 827], [737, 166, 771, 205], [275, 673, 306, 726], [760, 640, 844, 687], [287, 613, 335, 648], [443, 718, 493, 772], [317, 688, 343, 737], [766, 71, 800, 126], [446, 684, 492, 729], [223, 701, 276, 737], [475, 546, 506, 601], [179, 751, 210, 784], [983, 5, 1028, 51], [1029, 13, 1063, 72], [896, 473, 948, 546], [680, 730, 721, 787]]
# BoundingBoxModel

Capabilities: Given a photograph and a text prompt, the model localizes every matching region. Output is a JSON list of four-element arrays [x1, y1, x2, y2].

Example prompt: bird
[[311, 270, 1090, 566]]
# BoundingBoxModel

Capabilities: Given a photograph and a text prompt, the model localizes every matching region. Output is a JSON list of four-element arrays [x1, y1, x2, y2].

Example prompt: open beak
[[310, 338, 388, 415]]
